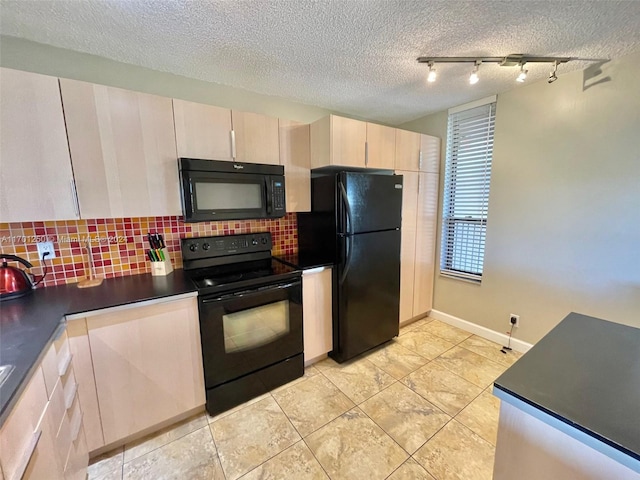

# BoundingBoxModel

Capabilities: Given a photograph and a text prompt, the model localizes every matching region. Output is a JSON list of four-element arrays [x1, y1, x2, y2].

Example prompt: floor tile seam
[[354, 399, 413, 460], [204, 422, 227, 479], [455, 343, 512, 369], [430, 354, 496, 390], [121, 419, 211, 466], [411, 323, 472, 346], [451, 389, 499, 447], [235, 437, 305, 480], [300, 437, 332, 479], [409, 453, 441, 480], [269, 390, 338, 440], [447, 417, 497, 450]]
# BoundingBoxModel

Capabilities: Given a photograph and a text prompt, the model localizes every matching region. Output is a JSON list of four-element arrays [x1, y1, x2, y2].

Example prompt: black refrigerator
[[298, 168, 403, 363]]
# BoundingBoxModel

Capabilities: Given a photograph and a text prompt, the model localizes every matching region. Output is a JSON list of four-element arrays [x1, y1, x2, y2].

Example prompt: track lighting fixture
[[427, 62, 436, 83], [548, 61, 559, 83], [516, 63, 528, 82], [416, 54, 573, 86], [469, 61, 480, 85]]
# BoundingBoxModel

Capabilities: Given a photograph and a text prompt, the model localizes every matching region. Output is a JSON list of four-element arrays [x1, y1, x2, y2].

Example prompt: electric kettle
[[0, 254, 36, 301]]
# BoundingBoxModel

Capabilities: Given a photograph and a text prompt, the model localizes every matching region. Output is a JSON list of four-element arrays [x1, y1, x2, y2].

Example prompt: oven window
[[195, 182, 262, 210], [223, 300, 290, 353]]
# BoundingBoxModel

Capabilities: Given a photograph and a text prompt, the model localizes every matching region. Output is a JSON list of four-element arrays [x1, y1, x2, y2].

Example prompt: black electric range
[[181, 232, 304, 415]]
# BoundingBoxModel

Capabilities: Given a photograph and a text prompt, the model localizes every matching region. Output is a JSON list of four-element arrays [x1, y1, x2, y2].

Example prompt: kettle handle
[[1, 254, 33, 269]]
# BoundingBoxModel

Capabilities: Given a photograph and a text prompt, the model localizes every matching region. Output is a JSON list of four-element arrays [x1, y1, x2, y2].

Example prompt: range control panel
[[181, 232, 273, 261]]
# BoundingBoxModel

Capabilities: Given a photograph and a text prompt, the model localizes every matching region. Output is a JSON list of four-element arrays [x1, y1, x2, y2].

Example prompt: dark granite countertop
[[275, 253, 334, 271], [0, 269, 197, 426], [494, 312, 640, 462]]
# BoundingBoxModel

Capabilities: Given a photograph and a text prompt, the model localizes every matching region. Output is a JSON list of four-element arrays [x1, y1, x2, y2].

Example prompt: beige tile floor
[[87, 318, 522, 480]]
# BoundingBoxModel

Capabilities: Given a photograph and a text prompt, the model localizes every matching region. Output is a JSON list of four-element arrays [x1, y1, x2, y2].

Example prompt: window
[[441, 97, 496, 282]]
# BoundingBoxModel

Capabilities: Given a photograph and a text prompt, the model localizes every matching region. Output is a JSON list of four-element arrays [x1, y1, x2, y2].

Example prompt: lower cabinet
[[68, 295, 205, 450], [0, 329, 89, 480], [302, 267, 333, 363]]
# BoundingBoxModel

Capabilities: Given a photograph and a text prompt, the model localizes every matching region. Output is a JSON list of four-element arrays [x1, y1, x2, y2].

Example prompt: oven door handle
[[201, 282, 297, 303]]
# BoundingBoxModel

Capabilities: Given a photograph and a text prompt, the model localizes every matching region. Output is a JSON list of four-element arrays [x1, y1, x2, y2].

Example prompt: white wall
[[401, 51, 640, 343], [0, 36, 333, 123]]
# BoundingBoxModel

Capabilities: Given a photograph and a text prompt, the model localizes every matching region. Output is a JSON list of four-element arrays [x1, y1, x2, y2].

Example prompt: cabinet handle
[[65, 382, 78, 410], [58, 351, 72, 377], [70, 180, 80, 218], [365, 141, 368, 166], [419, 151, 423, 171], [12, 430, 42, 480], [70, 410, 83, 443], [230, 130, 236, 160]]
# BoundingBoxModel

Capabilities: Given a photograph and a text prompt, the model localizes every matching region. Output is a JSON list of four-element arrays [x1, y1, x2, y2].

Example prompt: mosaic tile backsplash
[[0, 214, 297, 288]]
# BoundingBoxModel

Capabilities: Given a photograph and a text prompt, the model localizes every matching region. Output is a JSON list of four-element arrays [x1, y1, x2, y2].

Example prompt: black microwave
[[178, 158, 286, 222]]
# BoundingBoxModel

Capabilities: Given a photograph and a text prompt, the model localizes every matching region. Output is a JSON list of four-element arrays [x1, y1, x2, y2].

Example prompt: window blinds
[[441, 101, 496, 281]]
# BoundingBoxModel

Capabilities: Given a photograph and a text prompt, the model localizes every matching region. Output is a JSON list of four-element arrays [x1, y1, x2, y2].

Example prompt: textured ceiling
[[1, 1, 640, 124]]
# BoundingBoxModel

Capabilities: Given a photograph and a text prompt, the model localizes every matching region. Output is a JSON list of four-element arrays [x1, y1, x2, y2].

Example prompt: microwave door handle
[[264, 177, 273, 215]]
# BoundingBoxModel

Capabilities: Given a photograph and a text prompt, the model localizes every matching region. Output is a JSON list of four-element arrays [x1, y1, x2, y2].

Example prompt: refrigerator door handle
[[339, 181, 353, 235], [340, 233, 353, 285]]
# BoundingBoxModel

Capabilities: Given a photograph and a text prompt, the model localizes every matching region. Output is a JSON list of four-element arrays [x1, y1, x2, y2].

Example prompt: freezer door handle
[[339, 180, 352, 235]]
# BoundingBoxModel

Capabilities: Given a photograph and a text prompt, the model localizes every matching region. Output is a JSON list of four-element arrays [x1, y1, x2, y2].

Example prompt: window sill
[[439, 272, 482, 285]]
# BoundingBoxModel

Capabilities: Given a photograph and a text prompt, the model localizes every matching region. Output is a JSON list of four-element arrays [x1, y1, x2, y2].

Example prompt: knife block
[[150, 250, 173, 276]]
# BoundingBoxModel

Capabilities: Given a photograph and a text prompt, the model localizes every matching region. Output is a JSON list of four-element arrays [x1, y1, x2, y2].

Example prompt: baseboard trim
[[430, 310, 533, 353]]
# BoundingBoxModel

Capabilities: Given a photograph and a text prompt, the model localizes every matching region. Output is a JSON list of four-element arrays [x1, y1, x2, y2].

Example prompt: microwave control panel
[[271, 179, 285, 213]]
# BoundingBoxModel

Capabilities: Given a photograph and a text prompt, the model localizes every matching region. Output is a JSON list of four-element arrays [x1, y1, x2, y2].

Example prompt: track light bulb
[[427, 63, 437, 83], [469, 62, 480, 85], [516, 64, 528, 82]]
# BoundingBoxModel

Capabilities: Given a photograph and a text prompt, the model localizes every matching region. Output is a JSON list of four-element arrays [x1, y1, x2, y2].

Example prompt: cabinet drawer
[[0, 369, 48, 480], [63, 424, 88, 480]]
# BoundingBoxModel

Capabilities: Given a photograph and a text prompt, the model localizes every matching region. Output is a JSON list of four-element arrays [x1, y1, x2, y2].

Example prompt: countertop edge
[[493, 384, 640, 472], [0, 322, 66, 427]]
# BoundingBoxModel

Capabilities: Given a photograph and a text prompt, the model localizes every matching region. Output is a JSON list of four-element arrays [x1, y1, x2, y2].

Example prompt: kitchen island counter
[[493, 312, 640, 477]]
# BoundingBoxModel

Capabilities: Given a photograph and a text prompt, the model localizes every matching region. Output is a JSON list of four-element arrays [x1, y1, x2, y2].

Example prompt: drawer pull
[[58, 351, 72, 377], [70, 410, 83, 443], [64, 382, 78, 410], [12, 430, 42, 480]]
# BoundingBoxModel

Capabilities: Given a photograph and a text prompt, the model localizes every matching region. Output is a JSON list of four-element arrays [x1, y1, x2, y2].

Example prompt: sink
[[0, 365, 14, 389]]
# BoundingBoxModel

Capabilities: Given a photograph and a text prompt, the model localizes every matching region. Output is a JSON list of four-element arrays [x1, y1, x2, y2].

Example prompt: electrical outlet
[[36, 241, 56, 259], [509, 314, 520, 328]]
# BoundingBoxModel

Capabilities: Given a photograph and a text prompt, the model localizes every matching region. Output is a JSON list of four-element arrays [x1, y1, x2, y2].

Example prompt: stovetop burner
[[181, 233, 300, 296]]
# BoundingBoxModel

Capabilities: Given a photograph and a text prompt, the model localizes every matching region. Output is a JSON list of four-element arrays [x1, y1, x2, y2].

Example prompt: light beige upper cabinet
[[366, 122, 396, 169], [86, 297, 204, 445], [394, 130, 440, 173], [413, 172, 439, 316], [396, 171, 419, 324], [311, 115, 367, 168], [0, 68, 78, 222], [59, 79, 181, 218], [302, 267, 333, 362], [173, 99, 233, 161], [279, 120, 311, 212], [232, 110, 280, 165]]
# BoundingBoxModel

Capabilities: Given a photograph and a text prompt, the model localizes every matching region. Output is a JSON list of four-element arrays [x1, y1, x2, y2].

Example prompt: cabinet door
[[302, 268, 333, 362], [59, 79, 180, 218], [396, 171, 419, 324], [232, 111, 280, 165], [66, 319, 104, 452], [331, 116, 366, 168], [0, 68, 78, 222], [279, 120, 310, 212], [395, 129, 421, 172], [413, 172, 439, 316], [366, 123, 395, 169], [173, 99, 233, 161], [420, 134, 441, 173], [87, 298, 205, 444]]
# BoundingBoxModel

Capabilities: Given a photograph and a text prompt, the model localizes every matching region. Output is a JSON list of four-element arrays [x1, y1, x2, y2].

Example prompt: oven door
[[182, 171, 268, 222], [198, 279, 303, 388]]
